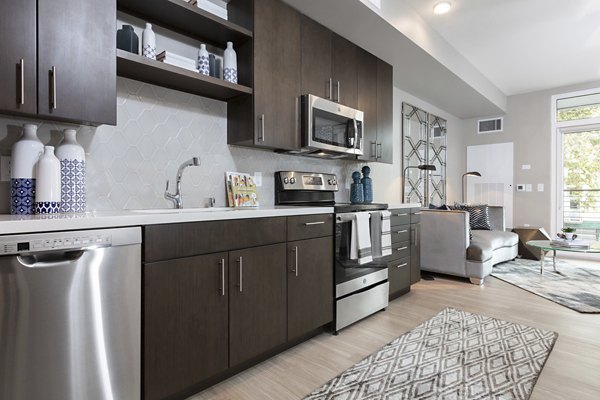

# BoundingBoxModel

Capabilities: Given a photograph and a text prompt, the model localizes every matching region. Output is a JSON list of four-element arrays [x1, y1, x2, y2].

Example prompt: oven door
[[335, 213, 387, 298], [302, 94, 364, 156]]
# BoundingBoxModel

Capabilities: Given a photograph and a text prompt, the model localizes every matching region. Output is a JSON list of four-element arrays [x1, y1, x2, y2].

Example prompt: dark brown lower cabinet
[[229, 243, 287, 367], [388, 257, 411, 297], [144, 252, 229, 400], [287, 237, 334, 340]]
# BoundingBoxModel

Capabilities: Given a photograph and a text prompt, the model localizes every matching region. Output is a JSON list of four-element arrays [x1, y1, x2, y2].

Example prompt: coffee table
[[526, 240, 600, 274]]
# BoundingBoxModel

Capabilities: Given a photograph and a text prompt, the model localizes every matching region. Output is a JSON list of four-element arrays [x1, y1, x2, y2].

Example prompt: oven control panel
[[276, 171, 338, 191]]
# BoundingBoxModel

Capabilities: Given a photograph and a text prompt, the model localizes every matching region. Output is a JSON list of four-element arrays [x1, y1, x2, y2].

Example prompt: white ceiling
[[403, 0, 600, 95]]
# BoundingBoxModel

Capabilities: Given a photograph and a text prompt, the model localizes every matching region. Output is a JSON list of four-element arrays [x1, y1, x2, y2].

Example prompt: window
[[555, 89, 600, 241]]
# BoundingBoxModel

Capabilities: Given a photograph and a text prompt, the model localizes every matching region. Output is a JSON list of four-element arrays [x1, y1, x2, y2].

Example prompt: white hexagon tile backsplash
[[0, 77, 365, 212]]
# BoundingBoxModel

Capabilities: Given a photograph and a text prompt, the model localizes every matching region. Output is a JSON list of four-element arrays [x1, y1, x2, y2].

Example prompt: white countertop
[[387, 203, 423, 209], [0, 206, 334, 235]]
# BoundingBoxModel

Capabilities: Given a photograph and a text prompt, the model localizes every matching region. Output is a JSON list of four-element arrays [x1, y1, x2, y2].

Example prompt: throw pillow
[[428, 203, 451, 210], [462, 204, 492, 230]]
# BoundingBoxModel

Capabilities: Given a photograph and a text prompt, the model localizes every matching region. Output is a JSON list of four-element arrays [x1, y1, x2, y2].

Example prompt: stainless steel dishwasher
[[0, 227, 141, 400]]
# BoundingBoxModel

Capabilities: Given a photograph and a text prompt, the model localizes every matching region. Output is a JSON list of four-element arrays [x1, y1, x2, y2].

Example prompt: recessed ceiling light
[[433, 1, 452, 15]]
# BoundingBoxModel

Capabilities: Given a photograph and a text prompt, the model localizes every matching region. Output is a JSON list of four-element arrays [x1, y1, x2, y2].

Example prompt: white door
[[466, 143, 514, 228]]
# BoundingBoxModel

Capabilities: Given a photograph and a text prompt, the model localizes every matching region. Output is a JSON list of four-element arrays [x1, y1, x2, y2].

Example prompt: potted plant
[[562, 227, 576, 240]]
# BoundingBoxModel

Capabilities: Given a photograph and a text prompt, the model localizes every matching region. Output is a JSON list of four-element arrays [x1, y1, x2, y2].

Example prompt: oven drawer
[[391, 225, 410, 243], [389, 210, 410, 226], [287, 214, 334, 241], [336, 281, 389, 331]]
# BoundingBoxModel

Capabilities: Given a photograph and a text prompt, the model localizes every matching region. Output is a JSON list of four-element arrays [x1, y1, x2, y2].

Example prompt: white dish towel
[[340, 212, 373, 265], [370, 211, 383, 258], [381, 210, 392, 256]]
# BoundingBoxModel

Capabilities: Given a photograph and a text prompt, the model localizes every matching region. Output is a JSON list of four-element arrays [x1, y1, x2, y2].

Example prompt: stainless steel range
[[275, 171, 389, 333]]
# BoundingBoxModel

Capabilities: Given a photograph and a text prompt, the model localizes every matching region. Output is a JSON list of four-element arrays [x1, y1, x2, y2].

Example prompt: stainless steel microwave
[[300, 94, 364, 157]]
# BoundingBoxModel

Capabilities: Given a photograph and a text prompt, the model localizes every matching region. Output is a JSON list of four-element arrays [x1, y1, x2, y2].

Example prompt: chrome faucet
[[164, 157, 200, 209]]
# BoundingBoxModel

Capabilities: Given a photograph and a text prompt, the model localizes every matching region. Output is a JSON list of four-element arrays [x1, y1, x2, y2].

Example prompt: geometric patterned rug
[[492, 258, 600, 313], [303, 308, 557, 400]]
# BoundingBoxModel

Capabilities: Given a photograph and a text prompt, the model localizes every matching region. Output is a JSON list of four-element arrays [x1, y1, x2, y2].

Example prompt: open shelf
[[117, 0, 252, 46], [116, 50, 252, 101]]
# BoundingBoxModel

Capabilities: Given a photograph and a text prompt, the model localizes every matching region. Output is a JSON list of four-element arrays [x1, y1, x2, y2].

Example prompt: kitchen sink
[[129, 207, 237, 214]]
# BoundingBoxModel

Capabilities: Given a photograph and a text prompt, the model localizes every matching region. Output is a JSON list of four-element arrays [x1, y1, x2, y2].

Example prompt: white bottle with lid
[[35, 146, 62, 214], [223, 41, 237, 83], [142, 23, 156, 59]]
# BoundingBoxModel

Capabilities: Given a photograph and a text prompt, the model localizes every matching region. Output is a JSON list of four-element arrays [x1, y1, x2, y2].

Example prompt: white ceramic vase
[[198, 44, 210, 75], [223, 41, 238, 83], [10, 123, 43, 215], [35, 146, 62, 214], [55, 129, 86, 213], [142, 23, 156, 59]]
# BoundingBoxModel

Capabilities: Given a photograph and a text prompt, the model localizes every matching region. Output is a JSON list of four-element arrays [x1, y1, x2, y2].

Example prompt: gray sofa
[[420, 206, 518, 284]]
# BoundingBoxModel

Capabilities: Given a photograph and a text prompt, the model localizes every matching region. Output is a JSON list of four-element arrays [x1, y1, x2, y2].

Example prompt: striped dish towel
[[381, 210, 392, 256]]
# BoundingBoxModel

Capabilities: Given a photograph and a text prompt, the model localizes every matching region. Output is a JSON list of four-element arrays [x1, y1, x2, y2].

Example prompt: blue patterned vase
[[10, 123, 43, 215], [350, 171, 364, 204], [11, 178, 36, 214], [56, 129, 86, 213], [198, 44, 210, 76], [361, 166, 373, 204], [223, 41, 238, 83]]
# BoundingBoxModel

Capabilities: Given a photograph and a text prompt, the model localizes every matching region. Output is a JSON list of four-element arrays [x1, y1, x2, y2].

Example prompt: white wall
[[462, 79, 600, 232], [0, 82, 463, 213]]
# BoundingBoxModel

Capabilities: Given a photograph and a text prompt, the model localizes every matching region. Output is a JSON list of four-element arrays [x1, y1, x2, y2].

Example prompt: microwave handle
[[353, 118, 358, 151]]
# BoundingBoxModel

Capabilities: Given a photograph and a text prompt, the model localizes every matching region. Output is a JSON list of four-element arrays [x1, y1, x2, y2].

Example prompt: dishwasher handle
[[17, 250, 86, 267]]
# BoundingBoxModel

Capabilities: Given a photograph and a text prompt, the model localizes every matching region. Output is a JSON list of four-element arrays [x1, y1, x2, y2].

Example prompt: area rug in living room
[[303, 308, 557, 400], [492, 258, 600, 313]]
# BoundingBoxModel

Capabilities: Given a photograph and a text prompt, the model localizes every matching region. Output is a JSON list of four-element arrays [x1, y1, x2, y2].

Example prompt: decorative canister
[[55, 129, 86, 213], [361, 165, 373, 204], [350, 171, 364, 204], [209, 54, 217, 77], [116, 24, 139, 54], [142, 23, 156, 59], [198, 44, 210, 75], [223, 41, 238, 83], [10, 123, 43, 215], [35, 146, 62, 214]]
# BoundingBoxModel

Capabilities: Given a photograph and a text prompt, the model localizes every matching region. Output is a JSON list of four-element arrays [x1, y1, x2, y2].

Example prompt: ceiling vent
[[477, 117, 503, 134]]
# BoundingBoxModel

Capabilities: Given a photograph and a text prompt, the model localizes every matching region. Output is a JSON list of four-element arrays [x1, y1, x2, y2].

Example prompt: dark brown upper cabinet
[[300, 17, 358, 109], [357, 48, 378, 162], [377, 59, 394, 164], [0, 0, 116, 125], [358, 56, 393, 164], [228, 0, 301, 151], [0, 0, 37, 117]]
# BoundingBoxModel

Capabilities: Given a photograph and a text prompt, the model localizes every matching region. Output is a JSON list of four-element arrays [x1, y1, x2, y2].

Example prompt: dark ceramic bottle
[[350, 171, 364, 204], [361, 166, 373, 203], [116, 25, 139, 54]]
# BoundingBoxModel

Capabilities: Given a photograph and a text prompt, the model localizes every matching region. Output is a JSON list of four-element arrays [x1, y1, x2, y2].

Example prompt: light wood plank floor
[[190, 260, 600, 400]]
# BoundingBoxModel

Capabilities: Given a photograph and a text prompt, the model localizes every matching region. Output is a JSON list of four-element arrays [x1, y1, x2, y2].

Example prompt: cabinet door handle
[[219, 258, 225, 296], [397, 230, 408, 234], [396, 213, 408, 216], [413, 212, 422, 215], [19, 59, 25, 105], [336, 81, 340, 102], [371, 142, 377, 158], [50, 66, 57, 110], [377, 143, 382, 159], [397, 246, 408, 251], [396, 262, 408, 268], [258, 114, 265, 142], [237, 256, 243, 292], [304, 221, 325, 226], [291, 246, 299, 277], [327, 77, 333, 99]]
